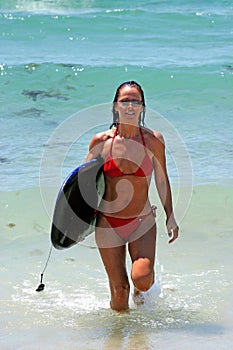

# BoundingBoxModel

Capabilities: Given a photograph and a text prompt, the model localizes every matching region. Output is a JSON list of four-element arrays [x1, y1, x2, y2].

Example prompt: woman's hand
[[166, 216, 179, 244]]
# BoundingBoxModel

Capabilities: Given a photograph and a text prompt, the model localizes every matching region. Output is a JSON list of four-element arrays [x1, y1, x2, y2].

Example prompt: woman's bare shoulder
[[87, 128, 115, 160], [93, 128, 115, 145], [142, 127, 165, 145]]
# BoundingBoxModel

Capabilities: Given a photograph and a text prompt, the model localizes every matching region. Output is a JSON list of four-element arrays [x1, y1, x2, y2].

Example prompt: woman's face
[[115, 85, 143, 125]]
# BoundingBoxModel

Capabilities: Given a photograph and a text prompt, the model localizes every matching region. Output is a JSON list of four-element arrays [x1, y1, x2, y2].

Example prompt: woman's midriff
[[99, 175, 152, 218]]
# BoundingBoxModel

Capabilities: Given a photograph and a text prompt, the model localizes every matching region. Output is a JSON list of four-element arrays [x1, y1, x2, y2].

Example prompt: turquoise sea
[[0, 1, 233, 349]]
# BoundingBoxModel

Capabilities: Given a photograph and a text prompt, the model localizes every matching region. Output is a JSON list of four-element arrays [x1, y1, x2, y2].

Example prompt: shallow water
[[1, 185, 232, 349]]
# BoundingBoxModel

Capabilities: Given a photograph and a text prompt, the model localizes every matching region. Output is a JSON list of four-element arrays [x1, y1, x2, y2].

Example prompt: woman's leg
[[128, 217, 156, 295], [95, 215, 130, 311], [95, 213, 156, 310], [98, 244, 130, 311]]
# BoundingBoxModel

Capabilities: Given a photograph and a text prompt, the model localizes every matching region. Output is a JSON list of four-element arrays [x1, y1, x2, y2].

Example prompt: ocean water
[[0, 0, 233, 349]]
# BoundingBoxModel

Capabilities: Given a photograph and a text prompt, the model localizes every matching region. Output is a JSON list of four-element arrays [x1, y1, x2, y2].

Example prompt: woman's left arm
[[152, 131, 179, 243]]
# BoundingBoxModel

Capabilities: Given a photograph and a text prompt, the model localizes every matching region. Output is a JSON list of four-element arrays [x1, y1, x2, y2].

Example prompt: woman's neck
[[117, 124, 141, 139]]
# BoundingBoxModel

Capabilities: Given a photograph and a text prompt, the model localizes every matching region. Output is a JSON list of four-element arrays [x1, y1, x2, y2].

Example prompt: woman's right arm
[[85, 132, 107, 162]]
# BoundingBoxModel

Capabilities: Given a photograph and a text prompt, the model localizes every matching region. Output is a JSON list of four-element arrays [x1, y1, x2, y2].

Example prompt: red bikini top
[[103, 127, 153, 177]]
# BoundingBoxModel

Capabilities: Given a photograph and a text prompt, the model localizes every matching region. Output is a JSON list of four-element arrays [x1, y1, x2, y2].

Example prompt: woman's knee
[[131, 258, 154, 291]]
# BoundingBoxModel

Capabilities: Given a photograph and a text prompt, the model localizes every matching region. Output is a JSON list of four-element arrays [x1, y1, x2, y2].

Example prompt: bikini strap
[[111, 126, 146, 153], [109, 125, 118, 155], [139, 128, 146, 147]]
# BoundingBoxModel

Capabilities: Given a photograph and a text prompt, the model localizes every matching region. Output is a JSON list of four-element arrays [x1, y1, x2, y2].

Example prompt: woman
[[86, 81, 179, 311]]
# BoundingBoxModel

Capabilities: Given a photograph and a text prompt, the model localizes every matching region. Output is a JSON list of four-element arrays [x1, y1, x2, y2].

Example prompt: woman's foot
[[133, 288, 145, 306]]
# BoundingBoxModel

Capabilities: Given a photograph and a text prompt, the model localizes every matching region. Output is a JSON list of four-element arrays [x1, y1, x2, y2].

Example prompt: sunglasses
[[118, 100, 143, 108]]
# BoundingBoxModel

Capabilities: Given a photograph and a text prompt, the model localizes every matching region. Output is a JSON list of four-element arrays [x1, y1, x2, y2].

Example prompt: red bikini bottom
[[101, 206, 156, 241]]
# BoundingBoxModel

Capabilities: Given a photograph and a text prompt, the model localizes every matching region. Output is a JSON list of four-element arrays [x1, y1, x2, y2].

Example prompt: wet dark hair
[[110, 81, 146, 128]]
